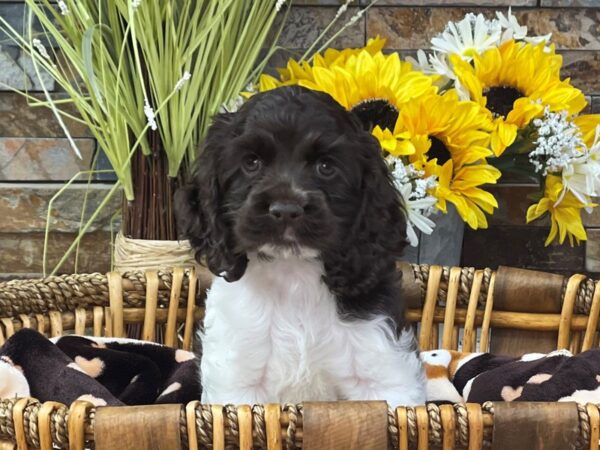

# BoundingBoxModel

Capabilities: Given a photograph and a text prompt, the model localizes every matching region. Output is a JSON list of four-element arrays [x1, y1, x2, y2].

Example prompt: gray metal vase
[[400, 203, 465, 266]]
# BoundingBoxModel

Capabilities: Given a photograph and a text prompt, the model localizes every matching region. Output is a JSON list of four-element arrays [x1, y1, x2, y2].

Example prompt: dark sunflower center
[[351, 99, 399, 131], [484, 86, 524, 118], [429, 136, 451, 165]]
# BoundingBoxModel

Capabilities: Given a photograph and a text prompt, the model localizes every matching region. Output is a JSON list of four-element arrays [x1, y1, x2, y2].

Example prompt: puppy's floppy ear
[[174, 112, 248, 281], [360, 136, 408, 259], [323, 131, 407, 301]]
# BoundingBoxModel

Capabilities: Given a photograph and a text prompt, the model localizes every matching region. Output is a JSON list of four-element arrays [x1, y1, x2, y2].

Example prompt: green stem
[[43, 169, 114, 276], [50, 181, 121, 276]]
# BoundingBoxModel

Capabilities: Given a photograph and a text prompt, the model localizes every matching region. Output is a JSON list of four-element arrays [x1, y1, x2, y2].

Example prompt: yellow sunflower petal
[[258, 74, 281, 92], [574, 114, 600, 148], [490, 119, 518, 156]]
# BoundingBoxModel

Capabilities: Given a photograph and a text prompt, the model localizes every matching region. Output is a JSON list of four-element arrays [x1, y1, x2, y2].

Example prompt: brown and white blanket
[[0, 329, 200, 406], [1, 329, 599, 405], [421, 348, 600, 404]]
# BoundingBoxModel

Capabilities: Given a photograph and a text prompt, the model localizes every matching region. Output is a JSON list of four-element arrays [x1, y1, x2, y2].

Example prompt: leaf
[[82, 23, 113, 113]]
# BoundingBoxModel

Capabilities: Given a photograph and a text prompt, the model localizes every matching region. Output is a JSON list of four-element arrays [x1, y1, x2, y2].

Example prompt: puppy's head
[[175, 86, 406, 295]]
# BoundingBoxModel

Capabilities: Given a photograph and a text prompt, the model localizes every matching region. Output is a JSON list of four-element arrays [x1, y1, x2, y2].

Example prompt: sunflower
[[451, 40, 587, 156], [526, 175, 593, 246], [259, 41, 437, 133], [389, 91, 501, 229], [259, 37, 386, 91]]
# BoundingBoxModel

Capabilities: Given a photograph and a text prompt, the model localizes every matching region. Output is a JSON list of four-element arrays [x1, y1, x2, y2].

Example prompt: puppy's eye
[[316, 158, 336, 179], [242, 154, 262, 174]]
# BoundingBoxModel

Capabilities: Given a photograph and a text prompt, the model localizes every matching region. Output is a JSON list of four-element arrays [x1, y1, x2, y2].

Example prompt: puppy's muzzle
[[268, 201, 305, 224]]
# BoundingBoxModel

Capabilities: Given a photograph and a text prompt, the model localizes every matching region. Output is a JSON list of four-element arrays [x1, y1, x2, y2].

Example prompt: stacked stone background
[[0, 0, 599, 280]]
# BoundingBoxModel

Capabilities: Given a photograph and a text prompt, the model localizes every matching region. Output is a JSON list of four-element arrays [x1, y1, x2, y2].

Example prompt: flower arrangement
[[258, 9, 600, 247]]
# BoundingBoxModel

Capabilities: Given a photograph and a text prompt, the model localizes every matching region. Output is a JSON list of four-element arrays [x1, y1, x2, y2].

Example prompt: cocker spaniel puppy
[[175, 86, 425, 406]]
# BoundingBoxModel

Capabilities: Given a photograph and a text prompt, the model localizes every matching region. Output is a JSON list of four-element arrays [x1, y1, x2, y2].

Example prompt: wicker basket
[[0, 263, 598, 450]]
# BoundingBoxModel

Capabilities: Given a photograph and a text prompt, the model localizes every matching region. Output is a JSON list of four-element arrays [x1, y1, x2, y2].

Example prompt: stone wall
[[1, 0, 599, 280]]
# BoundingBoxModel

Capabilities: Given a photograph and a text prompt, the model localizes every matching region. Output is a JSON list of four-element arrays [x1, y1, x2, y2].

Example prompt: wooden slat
[[466, 404, 483, 450], [265, 404, 282, 450], [74, 308, 86, 335], [165, 268, 184, 348], [12, 398, 30, 450], [1, 318, 15, 339], [491, 266, 565, 356], [440, 404, 456, 450], [557, 274, 586, 349], [419, 265, 443, 351], [104, 307, 112, 337], [48, 312, 63, 338], [302, 401, 388, 450], [142, 271, 159, 342], [570, 331, 582, 354], [183, 267, 198, 351], [18, 315, 31, 330], [396, 407, 409, 450], [107, 272, 125, 338], [237, 405, 253, 450], [68, 401, 92, 450], [442, 267, 461, 350], [431, 323, 439, 349], [35, 314, 46, 335], [93, 307, 103, 337], [583, 281, 600, 352], [186, 401, 200, 450], [212, 405, 225, 450], [462, 271, 483, 353], [415, 406, 429, 450], [588, 404, 599, 450], [38, 402, 64, 450], [95, 404, 182, 450], [479, 273, 496, 352]]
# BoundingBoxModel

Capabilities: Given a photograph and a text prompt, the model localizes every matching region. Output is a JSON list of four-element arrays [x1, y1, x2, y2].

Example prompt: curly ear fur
[[174, 113, 248, 281], [321, 129, 407, 318]]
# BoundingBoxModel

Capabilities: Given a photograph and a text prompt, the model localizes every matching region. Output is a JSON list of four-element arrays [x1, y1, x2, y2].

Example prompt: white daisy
[[431, 13, 501, 61], [388, 158, 438, 247], [398, 182, 438, 247], [561, 126, 600, 208], [496, 8, 527, 42], [496, 8, 552, 47], [406, 50, 431, 73]]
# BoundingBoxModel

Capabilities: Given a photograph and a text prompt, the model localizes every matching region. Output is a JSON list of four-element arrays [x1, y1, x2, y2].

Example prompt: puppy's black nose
[[269, 201, 304, 221]]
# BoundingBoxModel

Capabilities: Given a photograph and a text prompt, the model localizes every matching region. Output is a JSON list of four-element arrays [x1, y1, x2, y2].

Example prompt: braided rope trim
[[0, 400, 596, 449], [0, 270, 193, 317], [410, 264, 597, 314], [1, 265, 596, 319]]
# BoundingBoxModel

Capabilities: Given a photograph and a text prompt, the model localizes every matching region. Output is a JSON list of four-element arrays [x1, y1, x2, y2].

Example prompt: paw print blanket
[[421, 348, 600, 404], [0, 329, 201, 406], [1, 328, 599, 405]]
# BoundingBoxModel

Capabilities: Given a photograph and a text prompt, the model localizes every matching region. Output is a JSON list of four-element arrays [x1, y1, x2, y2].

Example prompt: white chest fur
[[199, 254, 425, 407]]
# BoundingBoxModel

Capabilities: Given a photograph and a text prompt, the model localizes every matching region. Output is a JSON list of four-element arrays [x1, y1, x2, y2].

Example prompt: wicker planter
[[0, 263, 598, 449]]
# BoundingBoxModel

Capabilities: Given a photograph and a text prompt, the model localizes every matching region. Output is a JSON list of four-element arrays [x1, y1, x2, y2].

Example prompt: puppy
[[175, 86, 425, 406]]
